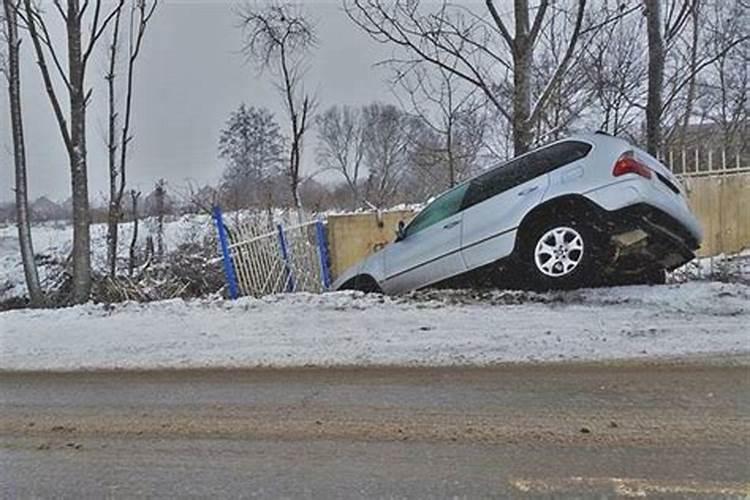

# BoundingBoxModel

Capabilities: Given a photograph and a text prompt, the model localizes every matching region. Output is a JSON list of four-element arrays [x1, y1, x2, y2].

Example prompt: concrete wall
[[327, 174, 750, 277], [327, 211, 415, 280]]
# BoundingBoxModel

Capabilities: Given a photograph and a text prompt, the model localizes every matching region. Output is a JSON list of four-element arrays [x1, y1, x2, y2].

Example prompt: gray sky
[[0, 0, 395, 203]]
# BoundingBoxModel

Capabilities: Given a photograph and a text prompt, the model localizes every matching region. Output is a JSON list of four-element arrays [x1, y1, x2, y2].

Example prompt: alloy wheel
[[534, 226, 585, 278]]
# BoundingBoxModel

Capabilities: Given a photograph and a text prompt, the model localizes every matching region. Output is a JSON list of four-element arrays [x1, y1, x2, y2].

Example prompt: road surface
[[1, 362, 748, 498]]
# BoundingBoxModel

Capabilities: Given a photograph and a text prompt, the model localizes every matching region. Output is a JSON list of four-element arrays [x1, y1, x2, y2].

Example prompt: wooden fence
[[682, 172, 750, 257]]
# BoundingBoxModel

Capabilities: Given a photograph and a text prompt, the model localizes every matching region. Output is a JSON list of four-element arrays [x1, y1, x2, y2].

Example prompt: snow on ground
[[1, 282, 747, 371], [670, 249, 750, 284]]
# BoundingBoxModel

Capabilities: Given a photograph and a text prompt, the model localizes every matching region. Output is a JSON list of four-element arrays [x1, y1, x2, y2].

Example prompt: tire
[[645, 268, 667, 285], [340, 275, 383, 294], [521, 218, 603, 290]]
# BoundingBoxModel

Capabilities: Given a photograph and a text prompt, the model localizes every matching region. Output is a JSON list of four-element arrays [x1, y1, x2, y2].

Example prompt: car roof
[[413, 132, 633, 216]]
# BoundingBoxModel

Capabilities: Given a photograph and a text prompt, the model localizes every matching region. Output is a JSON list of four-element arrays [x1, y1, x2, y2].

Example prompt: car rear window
[[461, 140, 592, 210]]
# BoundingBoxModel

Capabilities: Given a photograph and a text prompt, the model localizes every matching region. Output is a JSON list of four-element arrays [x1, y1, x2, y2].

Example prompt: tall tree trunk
[[445, 112, 456, 187], [24, 0, 124, 303], [679, 0, 700, 147], [67, 0, 92, 303], [289, 136, 303, 211], [645, 0, 664, 156], [3, 0, 43, 305], [511, 0, 533, 156], [128, 190, 141, 277], [106, 7, 123, 278], [155, 181, 165, 259]]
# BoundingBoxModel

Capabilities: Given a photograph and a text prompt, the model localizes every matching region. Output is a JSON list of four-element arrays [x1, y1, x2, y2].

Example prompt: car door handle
[[518, 186, 539, 196], [443, 220, 460, 229]]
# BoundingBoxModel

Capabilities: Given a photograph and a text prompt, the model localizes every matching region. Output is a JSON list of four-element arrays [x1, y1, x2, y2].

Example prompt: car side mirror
[[395, 220, 406, 242]]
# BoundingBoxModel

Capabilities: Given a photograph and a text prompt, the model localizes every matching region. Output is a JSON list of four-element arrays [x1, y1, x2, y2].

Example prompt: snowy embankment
[[1, 282, 747, 371]]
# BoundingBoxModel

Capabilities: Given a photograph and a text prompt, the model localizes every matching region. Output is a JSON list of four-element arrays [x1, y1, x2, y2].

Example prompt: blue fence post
[[277, 224, 295, 293], [315, 219, 332, 290], [212, 205, 239, 300]]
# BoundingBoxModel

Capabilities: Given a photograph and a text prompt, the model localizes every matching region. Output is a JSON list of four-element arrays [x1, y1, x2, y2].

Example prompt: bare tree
[[22, 0, 124, 303], [316, 105, 366, 209], [644, 0, 667, 155], [676, 0, 701, 146], [394, 65, 487, 188], [105, 0, 157, 278], [582, 10, 645, 140], [2, 0, 42, 305], [361, 102, 413, 207], [530, 3, 599, 143], [178, 181, 221, 216], [344, 0, 605, 156], [643, 0, 748, 155], [693, 0, 749, 151], [238, 2, 317, 209]]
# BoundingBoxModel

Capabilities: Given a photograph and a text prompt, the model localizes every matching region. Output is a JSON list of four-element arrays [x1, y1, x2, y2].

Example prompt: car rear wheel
[[522, 220, 601, 290]]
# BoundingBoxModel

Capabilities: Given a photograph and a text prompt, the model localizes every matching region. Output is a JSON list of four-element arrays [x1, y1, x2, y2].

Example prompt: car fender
[[331, 247, 387, 291]]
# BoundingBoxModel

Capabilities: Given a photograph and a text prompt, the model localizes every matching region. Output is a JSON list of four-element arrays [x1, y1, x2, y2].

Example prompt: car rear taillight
[[613, 151, 652, 179]]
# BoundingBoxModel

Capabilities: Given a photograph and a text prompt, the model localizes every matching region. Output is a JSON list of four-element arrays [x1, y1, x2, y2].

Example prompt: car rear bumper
[[584, 177, 703, 245], [600, 203, 700, 270]]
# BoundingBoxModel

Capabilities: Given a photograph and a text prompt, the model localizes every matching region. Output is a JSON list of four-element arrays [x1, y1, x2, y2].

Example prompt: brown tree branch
[[528, 0, 586, 127]]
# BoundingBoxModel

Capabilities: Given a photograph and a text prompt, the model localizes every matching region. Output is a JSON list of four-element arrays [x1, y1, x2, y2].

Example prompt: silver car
[[333, 132, 703, 294]]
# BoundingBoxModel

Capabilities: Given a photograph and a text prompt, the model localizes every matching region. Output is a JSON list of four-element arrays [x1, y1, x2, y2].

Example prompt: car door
[[460, 141, 593, 271], [382, 183, 469, 293], [460, 152, 548, 270], [461, 175, 548, 270]]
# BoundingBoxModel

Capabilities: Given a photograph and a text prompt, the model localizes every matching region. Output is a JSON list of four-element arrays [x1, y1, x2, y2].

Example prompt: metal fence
[[661, 148, 749, 177], [212, 207, 331, 299]]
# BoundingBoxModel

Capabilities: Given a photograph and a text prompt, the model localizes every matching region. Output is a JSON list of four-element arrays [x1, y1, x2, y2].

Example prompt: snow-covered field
[[1, 282, 748, 371], [0, 209, 317, 303], [0, 215, 216, 301]]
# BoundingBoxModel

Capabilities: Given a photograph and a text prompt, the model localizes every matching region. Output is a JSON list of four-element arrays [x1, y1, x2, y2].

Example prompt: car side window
[[405, 183, 469, 237], [461, 141, 592, 210], [525, 141, 592, 178], [461, 156, 527, 210]]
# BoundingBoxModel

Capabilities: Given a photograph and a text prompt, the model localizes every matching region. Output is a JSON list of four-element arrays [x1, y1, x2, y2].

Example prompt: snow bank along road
[[1, 364, 748, 497], [0, 281, 748, 371]]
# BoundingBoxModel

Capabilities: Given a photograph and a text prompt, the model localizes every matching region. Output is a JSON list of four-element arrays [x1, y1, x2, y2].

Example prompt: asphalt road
[[1, 362, 748, 498]]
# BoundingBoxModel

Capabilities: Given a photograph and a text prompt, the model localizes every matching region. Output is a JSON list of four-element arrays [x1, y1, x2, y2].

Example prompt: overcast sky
[[0, 0, 397, 203]]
